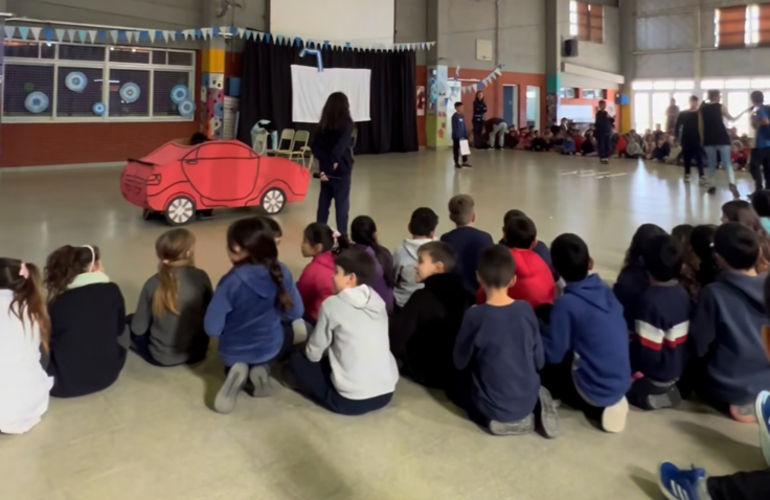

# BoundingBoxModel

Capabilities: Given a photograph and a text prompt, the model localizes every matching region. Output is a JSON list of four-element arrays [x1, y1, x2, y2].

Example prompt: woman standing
[[312, 92, 355, 235], [473, 91, 487, 149]]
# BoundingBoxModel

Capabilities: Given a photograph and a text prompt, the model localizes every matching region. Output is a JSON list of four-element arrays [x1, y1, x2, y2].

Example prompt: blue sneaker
[[658, 463, 706, 500], [756, 391, 770, 467]]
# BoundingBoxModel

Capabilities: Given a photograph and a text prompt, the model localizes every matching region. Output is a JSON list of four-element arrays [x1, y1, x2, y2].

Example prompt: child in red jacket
[[297, 223, 337, 324], [477, 213, 555, 309]]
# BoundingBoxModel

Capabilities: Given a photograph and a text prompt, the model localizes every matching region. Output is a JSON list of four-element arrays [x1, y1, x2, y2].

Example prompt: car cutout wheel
[[261, 188, 286, 214], [165, 196, 196, 226]]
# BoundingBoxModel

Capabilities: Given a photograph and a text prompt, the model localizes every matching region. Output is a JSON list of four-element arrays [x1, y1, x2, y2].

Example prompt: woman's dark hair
[[721, 201, 770, 273], [350, 215, 394, 288], [672, 224, 699, 297], [45, 245, 101, 303], [303, 222, 336, 253], [227, 217, 293, 311], [475, 91, 485, 101], [189, 132, 209, 145], [751, 190, 770, 218], [620, 224, 667, 273], [0, 258, 50, 351], [318, 92, 351, 132], [691, 225, 719, 289]]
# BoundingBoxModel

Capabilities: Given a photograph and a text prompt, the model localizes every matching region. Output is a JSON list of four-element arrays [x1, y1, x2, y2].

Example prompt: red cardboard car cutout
[[121, 140, 312, 225]]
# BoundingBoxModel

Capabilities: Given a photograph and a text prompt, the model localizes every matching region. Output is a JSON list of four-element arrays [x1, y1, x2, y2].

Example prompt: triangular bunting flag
[[88, 30, 98, 43], [194, 29, 203, 39], [30, 27, 42, 40], [219, 26, 228, 35], [56, 29, 65, 42], [265, 33, 271, 43], [238, 28, 246, 38], [494, 67, 502, 76], [212, 27, 221, 37], [110, 30, 119, 43], [98, 31, 107, 42], [4, 26, 15, 40], [276, 35, 284, 44], [19, 27, 29, 41], [43, 29, 54, 42], [68, 29, 78, 42], [202, 28, 212, 40], [162, 31, 170, 42], [78, 30, 88, 43]]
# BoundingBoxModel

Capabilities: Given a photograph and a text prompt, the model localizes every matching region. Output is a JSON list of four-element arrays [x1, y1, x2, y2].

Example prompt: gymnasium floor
[[0, 150, 766, 500]]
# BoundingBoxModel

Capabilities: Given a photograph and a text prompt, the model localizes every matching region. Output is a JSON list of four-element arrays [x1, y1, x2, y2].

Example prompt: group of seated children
[[4, 194, 770, 443]]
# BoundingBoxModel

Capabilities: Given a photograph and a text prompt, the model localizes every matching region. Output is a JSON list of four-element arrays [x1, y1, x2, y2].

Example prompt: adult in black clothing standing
[[472, 91, 487, 149], [594, 100, 615, 164], [701, 89, 742, 198], [675, 95, 705, 185], [312, 92, 355, 236]]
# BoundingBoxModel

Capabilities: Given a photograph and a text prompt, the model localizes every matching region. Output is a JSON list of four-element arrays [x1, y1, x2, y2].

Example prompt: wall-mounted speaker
[[563, 38, 579, 57]]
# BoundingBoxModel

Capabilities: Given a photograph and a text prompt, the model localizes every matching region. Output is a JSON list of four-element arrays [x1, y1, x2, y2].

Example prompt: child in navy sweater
[[204, 217, 304, 414], [541, 234, 631, 433], [627, 234, 692, 410], [690, 223, 770, 423], [451, 102, 471, 168], [448, 245, 558, 438], [614, 224, 667, 324], [440, 195, 495, 294]]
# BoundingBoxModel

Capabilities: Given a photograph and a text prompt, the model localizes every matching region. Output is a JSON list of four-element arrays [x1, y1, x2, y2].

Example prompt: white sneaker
[[756, 391, 770, 467], [684, 174, 691, 183], [601, 397, 629, 433], [698, 176, 708, 186]]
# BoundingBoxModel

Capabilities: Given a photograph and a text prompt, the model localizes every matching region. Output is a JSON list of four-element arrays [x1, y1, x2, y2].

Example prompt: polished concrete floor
[[0, 150, 765, 500]]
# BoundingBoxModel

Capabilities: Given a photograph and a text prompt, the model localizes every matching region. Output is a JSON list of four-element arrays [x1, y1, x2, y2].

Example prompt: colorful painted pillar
[[426, 65, 450, 149], [201, 39, 225, 139]]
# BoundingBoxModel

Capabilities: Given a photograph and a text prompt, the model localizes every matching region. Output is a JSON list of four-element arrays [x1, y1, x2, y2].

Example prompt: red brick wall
[[1, 51, 202, 168]]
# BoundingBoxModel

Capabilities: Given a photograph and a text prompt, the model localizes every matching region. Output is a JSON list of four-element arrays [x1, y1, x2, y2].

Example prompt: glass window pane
[[152, 51, 167, 65], [751, 78, 770, 89], [653, 81, 675, 90], [675, 80, 695, 90], [673, 92, 691, 109], [57, 67, 104, 118], [59, 45, 105, 61], [109, 69, 149, 117], [153, 71, 192, 117], [727, 91, 750, 135], [702, 79, 724, 89], [4, 64, 55, 117], [725, 79, 751, 89], [5, 41, 39, 58], [634, 92, 650, 132], [110, 47, 150, 64], [632, 81, 653, 90], [168, 51, 194, 66], [41, 43, 56, 59], [652, 92, 670, 130]]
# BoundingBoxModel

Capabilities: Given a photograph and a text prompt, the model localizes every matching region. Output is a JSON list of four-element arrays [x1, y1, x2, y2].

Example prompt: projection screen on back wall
[[269, 0, 395, 45]]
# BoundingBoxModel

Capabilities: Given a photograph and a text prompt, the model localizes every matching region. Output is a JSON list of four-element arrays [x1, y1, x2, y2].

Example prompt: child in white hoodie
[[393, 207, 439, 309], [287, 248, 398, 415], [0, 258, 53, 434]]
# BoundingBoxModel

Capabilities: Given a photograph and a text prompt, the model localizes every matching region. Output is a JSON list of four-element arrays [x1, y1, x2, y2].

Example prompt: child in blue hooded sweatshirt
[[541, 234, 631, 433], [205, 217, 303, 414]]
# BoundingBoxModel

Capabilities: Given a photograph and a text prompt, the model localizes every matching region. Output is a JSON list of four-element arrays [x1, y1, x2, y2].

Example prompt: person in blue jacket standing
[[452, 102, 472, 169], [312, 92, 355, 236]]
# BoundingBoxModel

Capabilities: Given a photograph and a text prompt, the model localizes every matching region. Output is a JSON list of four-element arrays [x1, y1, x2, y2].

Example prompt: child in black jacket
[[390, 242, 474, 388]]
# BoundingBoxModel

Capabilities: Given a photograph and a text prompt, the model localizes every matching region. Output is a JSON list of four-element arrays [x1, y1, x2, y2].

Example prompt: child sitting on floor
[[45, 245, 127, 398], [502, 209, 560, 282], [440, 195, 495, 294], [540, 234, 630, 433], [350, 216, 395, 314], [478, 213, 555, 309], [297, 223, 338, 324], [393, 207, 439, 310], [130, 229, 213, 366], [689, 222, 770, 423], [627, 234, 692, 410], [614, 224, 667, 324], [448, 245, 558, 437], [0, 259, 52, 434], [204, 217, 304, 414], [288, 248, 398, 416], [389, 241, 474, 388], [691, 225, 719, 292], [751, 190, 770, 235]]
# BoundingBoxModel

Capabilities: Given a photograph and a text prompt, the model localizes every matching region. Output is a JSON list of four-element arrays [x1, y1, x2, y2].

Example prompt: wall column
[[545, 0, 565, 129], [425, 0, 451, 149], [619, 0, 636, 133]]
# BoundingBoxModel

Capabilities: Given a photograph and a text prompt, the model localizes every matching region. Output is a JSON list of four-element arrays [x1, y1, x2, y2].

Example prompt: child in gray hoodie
[[393, 207, 439, 309], [288, 248, 399, 416]]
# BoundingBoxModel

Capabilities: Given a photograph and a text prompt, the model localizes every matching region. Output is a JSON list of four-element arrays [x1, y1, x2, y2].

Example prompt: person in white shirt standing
[[286, 248, 398, 416], [0, 258, 53, 434]]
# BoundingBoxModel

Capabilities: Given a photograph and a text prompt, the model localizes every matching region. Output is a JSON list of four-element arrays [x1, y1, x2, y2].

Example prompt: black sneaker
[[462, 163, 473, 168], [489, 414, 535, 436], [646, 385, 683, 410], [454, 164, 462, 169], [707, 186, 717, 195]]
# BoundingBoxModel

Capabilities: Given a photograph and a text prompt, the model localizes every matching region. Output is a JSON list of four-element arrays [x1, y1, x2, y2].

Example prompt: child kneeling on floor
[[626, 234, 692, 410], [390, 241, 474, 388], [288, 248, 398, 416], [448, 245, 558, 437], [130, 229, 213, 366], [205, 217, 304, 414], [540, 234, 631, 433]]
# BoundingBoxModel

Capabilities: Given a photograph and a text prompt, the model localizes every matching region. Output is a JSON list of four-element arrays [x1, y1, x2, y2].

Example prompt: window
[[3, 41, 195, 123], [569, 1, 603, 43], [715, 4, 770, 48], [634, 93, 650, 132]]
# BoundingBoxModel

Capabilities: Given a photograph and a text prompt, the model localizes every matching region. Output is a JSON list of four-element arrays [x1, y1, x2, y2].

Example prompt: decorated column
[[201, 34, 226, 139]]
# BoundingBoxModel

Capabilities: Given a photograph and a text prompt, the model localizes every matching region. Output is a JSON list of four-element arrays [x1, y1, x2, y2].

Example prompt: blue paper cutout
[[120, 82, 141, 103], [170, 85, 190, 105], [65, 72, 88, 93], [299, 48, 323, 72], [178, 99, 195, 117], [25, 92, 49, 113], [93, 102, 106, 116]]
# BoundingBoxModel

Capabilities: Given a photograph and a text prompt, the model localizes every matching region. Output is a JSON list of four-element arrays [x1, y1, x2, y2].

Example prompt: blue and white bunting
[[4, 26, 15, 39], [56, 29, 65, 42], [30, 27, 41, 40]]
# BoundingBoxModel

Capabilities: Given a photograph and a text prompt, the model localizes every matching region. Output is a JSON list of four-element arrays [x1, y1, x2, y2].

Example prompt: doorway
[[526, 86, 540, 130], [503, 85, 518, 129]]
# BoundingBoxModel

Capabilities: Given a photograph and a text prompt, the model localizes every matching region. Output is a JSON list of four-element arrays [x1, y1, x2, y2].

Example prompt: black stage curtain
[[237, 40, 419, 155]]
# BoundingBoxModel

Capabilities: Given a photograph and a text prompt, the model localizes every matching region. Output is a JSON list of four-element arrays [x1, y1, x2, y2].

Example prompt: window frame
[[569, 1, 603, 44], [3, 41, 196, 124]]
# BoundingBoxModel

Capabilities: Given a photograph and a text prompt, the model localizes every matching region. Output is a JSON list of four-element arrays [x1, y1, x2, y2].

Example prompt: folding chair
[[273, 129, 296, 158], [252, 130, 268, 155], [288, 130, 312, 167], [350, 128, 358, 159]]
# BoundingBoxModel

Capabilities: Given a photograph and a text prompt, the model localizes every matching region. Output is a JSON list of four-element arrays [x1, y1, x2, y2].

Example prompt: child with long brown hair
[[721, 200, 770, 273], [204, 217, 304, 414], [129, 229, 213, 366], [297, 222, 338, 324], [45, 245, 127, 398], [0, 258, 52, 434]]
